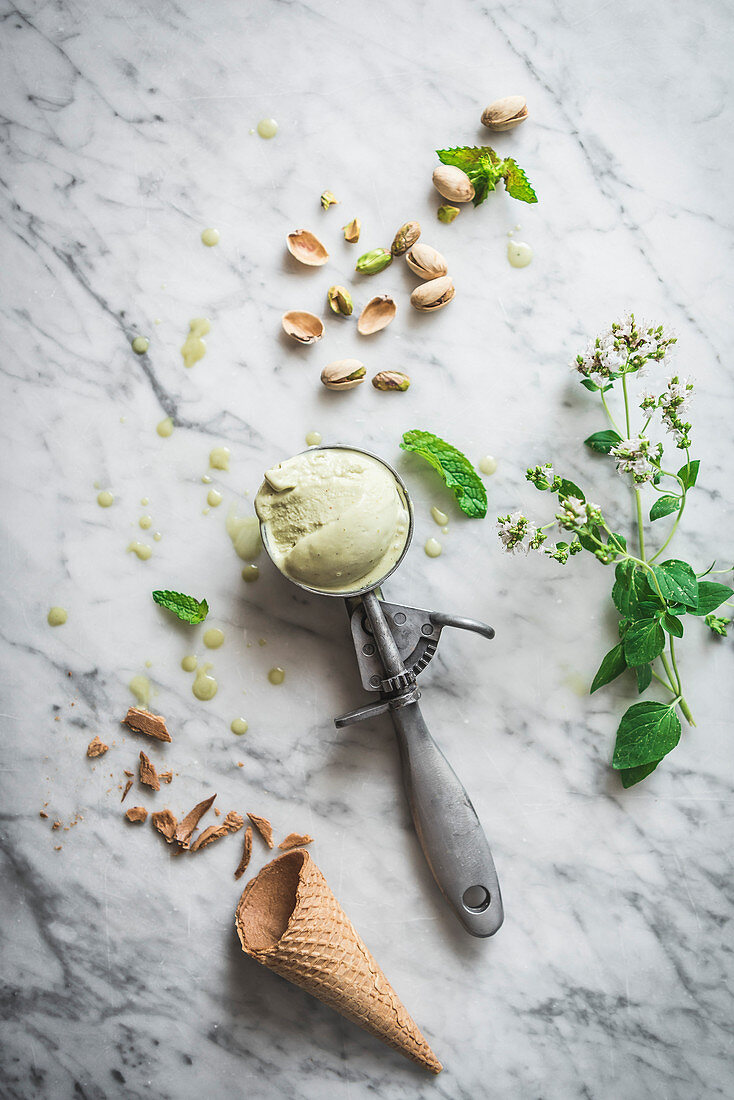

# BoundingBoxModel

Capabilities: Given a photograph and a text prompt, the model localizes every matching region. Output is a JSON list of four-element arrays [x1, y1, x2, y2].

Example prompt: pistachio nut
[[410, 275, 455, 313], [281, 311, 325, 344], [357, 295, 397, 335], [431, 164, 475, 203], [437, 204, 460, 224], [320, 359, 366, 390], [481, 95, 528, 131], [327, 285, 353, 316], [372, 370, 410, 392], [355, 248, 393, 275], [390, 220, 421, 256], [286, 229, 329, 266], [342, 217, 361, 243], [320, 190, 339, 210], [405, 243, 448, 281]]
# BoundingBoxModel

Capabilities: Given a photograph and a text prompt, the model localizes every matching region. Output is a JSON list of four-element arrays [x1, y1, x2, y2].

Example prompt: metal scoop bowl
[[257, 445, 503, 938]]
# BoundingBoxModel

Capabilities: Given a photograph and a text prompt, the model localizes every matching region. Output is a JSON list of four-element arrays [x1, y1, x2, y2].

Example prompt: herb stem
[[600, 390, 621, 433], [621, 372, 646, 560], [664, 641, 695, 726], [649, 488, 687, 564]]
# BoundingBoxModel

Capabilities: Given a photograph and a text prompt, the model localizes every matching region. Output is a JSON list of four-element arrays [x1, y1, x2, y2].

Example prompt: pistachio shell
[[342, 217, 361, 243], [281, 311, 324, 344], [431, 165, 475, 203], [391, 220, 421, 256], [286, 229, 329, 266], [410, 276, 455, 313], [405, 243, 448, 281], [357, 295, 397, 335], [481, 96, 528, 131], [320, 359, 366, 390]]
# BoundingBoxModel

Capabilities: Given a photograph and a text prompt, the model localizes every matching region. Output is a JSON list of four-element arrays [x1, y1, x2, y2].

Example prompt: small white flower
[[610, 435, 660, 484], [497, 511, 540, 555]]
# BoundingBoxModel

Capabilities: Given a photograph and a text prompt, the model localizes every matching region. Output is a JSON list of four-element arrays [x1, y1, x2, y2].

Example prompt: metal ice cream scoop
[[258, 445, 503, 938]]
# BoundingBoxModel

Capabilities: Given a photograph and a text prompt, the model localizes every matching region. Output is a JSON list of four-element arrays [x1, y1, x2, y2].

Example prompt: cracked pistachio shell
[[481, 95, 528, 131], [405, 243, 448, 281], [320, 359, 366, 390], [390, 221, 421, 256], [410, 275, 455, 312], [281, 311, 325, 344], [431, 164, 475, 203], [286, 229, 329, 266], [320, 190, 339, 210], [372, 370, 410, 392], [327, 286, 353, 316], [342, 217, 361, 243], [357, 295, 397, 335]]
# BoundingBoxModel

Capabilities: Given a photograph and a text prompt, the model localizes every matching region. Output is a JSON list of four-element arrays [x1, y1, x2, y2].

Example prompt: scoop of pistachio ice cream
[[254, 448, 410, 593]]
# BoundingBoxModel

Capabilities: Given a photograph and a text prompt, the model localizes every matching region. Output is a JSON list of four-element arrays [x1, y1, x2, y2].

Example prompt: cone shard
[[235, 850, 442, 1074]]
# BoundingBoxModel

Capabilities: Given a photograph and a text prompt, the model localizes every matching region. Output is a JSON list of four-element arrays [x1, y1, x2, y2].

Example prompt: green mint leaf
[[649, 495, 680, 522], [612, 561, 649, 617], [580, 378, 600, 392], [152, 590, 209, 624], [501, 157, 538, 203], [623, 618, 665, 666], [677, 459, 700, 490], [400, 430, 487, 518], [612, 701, 681, 769], [584, 430, 623, 454], [436, 146, 503, 207], [662, 612, 684, 638], [635, 664, 652, 693], [590, 643, 627, 694], [556, 478, 586, 502], [650, 559, 698, 608], [690, 580, 733, 616], [619, 759, 661, 788], [705, 613, 729, 637]]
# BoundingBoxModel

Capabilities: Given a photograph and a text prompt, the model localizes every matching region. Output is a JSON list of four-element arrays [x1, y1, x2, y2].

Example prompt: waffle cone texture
[[235, 849, 442, 1074]]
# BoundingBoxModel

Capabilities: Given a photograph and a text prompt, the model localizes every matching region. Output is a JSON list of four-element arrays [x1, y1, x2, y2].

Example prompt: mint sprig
[[152, 590, 209, 624], [400, 430, 487, 518], [436, 146, 538, 206]]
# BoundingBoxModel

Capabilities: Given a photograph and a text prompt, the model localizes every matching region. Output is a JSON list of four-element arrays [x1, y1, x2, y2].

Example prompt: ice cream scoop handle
[[390, 701, 504, 937]]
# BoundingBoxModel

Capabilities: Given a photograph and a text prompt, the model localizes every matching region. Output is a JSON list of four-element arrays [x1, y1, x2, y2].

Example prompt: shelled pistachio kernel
[[327, 286, 353, 316], [372, 371, 410, 391]]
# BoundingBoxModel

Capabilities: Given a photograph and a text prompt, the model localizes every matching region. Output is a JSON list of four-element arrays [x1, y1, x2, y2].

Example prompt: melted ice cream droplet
[[139, 515, 152, 530], [257, 118, 278, 139], [201, 228, 220, 247], [129, 675, 151, 706], [268, 667, 285, 685], [241, 564, 259, 583], [507, 241, 533, 268], [424, 537, 442, 558], [181, 655, 197, 672], [305, 431, 322, 446], [231, 718, 249, 735], [181, 318, 211, 368], [207, 489, 223, 508], [203, 628, 224, 649], [127, 541, 152, 561], [157, 417, 174, 437], [478, 455, 498, 476], [430, 506, 448, 527], [209, 447, 230, 471], [47, 606, 67, 626], [132, 336, 149, 355], [97, 490, 114, 508], [193, 663, 218, 701], [227, 511, 262, 561]]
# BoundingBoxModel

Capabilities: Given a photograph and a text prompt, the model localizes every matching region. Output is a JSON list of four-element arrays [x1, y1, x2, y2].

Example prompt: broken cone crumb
[[139, 751, 160, 791], [121, 779, 133, 803], [123, 769, 134, 778], [86, 735, 108, 758], [125, 806, 148, 823], [39, 811, 48, 819], [151, 808, 178, 842], [278, 832, 314, 851], [234, 825, 253, 879], [123, 707, 172, 743], [247, 812, 274, 848], [159, 771, 173, 784], [190, 811, 244, 853], [174, 794, 216, 848]]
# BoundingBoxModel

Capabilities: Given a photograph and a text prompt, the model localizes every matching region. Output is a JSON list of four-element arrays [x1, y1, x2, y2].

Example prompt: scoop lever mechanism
[[335, 589, 504, 938]]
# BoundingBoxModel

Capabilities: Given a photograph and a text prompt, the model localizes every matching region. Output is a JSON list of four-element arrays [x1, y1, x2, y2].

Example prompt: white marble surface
[[2, 1, 733, 1097]]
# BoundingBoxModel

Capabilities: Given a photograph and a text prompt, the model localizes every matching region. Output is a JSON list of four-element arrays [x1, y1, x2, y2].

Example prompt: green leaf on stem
[[677, 459, 700, 490], [612, 702, 681, 769], [580, 378, 600, 392], [634, 664, 652, 693], [619, 759, 661, 788], [623, 618, 666, 666], [557, 478, 585, 502], [650, 559, 698, 608], [649, 495, 680, 522], [590, 644, 627, 694], [662, 612, 684, 637], [690, 581, 734, 616], [612, 561, 649, 617], [584, 429, 623, 454]]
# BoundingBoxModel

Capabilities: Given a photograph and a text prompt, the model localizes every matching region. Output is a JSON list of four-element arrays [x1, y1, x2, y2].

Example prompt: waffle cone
[[235, 850, 442, 1074]]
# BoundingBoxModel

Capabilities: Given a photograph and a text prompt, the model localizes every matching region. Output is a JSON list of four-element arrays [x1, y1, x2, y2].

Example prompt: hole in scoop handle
[[389, 701, 504, 937]]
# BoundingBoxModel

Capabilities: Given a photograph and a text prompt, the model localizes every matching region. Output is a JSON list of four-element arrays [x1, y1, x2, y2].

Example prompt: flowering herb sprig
[[497, 315, 733, 787]]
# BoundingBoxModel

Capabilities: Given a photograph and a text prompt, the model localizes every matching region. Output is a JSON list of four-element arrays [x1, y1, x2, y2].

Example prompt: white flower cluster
[[609, 435, 662, 484], [555, 496, 602, 532], [572, 313, 676, 383], [496, 512, 546, 555], [659, 375, 693, 446]]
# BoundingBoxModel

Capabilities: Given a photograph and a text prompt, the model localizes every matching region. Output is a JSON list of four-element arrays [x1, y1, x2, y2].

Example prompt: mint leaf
[[690, 580, 733, 616], [502, 158, 538, 203], [557, 478, 585, 502], [612, 702, 681, 769], [400, 430, 487, 518], [152, 590, 209, 624], [635, 664, 652, 693], [623, 618, 665, 666], [619, 759, 661, 788], [650, 559, 698, 608], [584, 430, 622, 454], [649, 495, 680, 522], [612, 561, 650, 617], [662, 612, 684, 638], [677, 459, 700, 490], [590, 643, 626, 694]]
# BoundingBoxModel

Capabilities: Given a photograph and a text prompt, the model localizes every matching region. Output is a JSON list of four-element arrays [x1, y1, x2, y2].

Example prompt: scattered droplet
[[430, 506, 448, 527], [424, 537, 442, 558], [127, 541, 152, 561], [153, 532, 162, 542], [47, 606, 67, 627], [181, 655, 197, 672], [144, 660, 153, 669], [268, 667, 285, 685], [181, 317, 211, 368], [507, 241, 533, 268], [203, 628, 225, 649], [141, 497, 150, 506], [193, 663, 218, 701], [207, 489, 223, 508], [241, 564, 259, 583], [132, 336, 149, 355], [256, 117, 278, 139], [139, 515, 152, 530], [305, 431, 322, 446], [97, 490, 114, 508], [478, 455, 498, 476], [231, 718, 249, 736], [129, 675, 151, 706], [226, 510, 262, 560], [209, 446, 230, 471], [157, 417, 174, 438], [201, 227, 220, 247]]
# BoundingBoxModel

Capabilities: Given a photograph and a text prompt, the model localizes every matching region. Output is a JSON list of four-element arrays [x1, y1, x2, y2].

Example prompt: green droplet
[[129, 674, 151, 706], [241, 564, 259, 583], [203, 628, 224, 649], [156, 417, 174, 437], [193, 663, 218, 701], [132, 336, 149, 355], [97, 490, 114, 508], [207, 489, 223, 508], [181, 655, 197, 672], [231, 718, 249, 736], [209, 446, 230, 471], [181, 317, 211, 368], [268, 667, 285, 685], [256, 117, 278, 139], [139, 515, 152, 529], [201, 227, 220, 247], [127, 541, 152, 561], [424, 537, 442, 559], [47, 606, 67, 626]]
